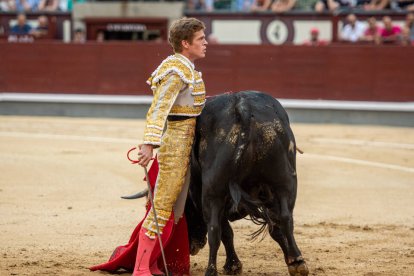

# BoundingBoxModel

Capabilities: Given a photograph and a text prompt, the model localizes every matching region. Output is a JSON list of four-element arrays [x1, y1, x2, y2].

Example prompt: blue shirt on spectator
[[11, 24, 32, 35], [233, 0, 254, 11], [15, 0, 40, 12]]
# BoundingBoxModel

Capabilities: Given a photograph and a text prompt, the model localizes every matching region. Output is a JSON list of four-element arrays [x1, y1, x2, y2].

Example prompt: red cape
[[90, 158, 190, 275]]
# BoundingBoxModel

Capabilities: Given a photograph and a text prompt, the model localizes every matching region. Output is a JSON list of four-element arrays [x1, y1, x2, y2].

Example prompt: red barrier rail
[[0, 42, 412, 102]]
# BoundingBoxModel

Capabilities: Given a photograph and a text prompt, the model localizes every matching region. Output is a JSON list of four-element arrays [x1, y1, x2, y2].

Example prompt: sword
[[126, 147, 169, 276], [144, 166, 169, 276]]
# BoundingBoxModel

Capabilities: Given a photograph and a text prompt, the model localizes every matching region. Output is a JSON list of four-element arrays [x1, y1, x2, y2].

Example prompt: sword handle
[[127, 147, 154, 164]]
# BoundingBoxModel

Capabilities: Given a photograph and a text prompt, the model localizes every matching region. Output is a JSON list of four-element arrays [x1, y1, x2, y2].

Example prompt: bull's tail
[[229, 94, 262, 224], [230, 183, 274, 241], [229, 95, 252, 211], [233, 94, 251, 169]]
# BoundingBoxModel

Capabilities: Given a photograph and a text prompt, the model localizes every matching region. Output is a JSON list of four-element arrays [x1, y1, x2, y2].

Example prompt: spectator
[[361, 17, 381, 43], [340, 14, 365, 42], [391, 12, 412, 46], [14, 0, 41, 12], [294, 0, 319, 11], [30, 15, 48, 38], [186, 0, 213, 11], [234, 0, 254, 11], [73, 28, 86, 43], [10, 13, 32, 36], [0, 0, 14, 11], [314, 0, 339, 12], [38, 0, 59, 11], [390, 0, 414, 10], [363, 0, 389, 10], [271, 0, 296, 12], [302, 28, 328, 46], [58, 0, 74, 11], [251, 0, 272, 11], [400, 26, 413, 45], [405, 13, 414, 41], [96, 30, 105, 42], [204, 0, 214, 11], [314, 0, 365, 12], [379, 16, 401, 44], [8, 13, 34, 43]]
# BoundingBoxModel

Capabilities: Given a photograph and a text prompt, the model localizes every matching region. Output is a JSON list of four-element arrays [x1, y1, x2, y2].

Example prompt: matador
[[90, 17, 208, 276]]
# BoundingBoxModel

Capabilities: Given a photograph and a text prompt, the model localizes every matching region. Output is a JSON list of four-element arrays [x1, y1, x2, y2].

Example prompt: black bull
[[128, 91, 309, 276]]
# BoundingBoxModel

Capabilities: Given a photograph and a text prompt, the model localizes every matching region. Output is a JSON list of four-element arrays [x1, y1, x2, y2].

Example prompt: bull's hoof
[[287, 260, 309, 276], [205, 264, 218, 276], [223, 258, 242, 275]]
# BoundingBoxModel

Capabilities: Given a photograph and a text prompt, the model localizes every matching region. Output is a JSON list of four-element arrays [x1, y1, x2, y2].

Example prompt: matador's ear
[[181, 39, 190, 49]]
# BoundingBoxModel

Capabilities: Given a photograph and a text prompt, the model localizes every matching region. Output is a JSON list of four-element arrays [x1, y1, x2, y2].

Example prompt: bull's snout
[[190, 237, 207, 256]]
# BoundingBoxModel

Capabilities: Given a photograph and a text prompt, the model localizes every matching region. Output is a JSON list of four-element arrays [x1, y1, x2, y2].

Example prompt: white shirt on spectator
[[1, 0, 13, 11], [341, 21, 365, 42]]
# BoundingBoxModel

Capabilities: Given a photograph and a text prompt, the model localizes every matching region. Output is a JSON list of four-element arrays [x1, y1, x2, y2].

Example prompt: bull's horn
[[121, 189, 148, 199]]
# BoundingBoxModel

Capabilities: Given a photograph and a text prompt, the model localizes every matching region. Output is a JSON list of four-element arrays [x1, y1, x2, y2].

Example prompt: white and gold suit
[[142, 53, 206, 238]]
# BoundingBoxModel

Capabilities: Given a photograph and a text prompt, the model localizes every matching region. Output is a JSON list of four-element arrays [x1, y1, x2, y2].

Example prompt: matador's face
[[186, 30, 208, 61]]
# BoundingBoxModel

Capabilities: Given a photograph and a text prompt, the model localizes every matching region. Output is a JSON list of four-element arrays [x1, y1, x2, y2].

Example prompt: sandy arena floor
[[0, 116, 413, 276]]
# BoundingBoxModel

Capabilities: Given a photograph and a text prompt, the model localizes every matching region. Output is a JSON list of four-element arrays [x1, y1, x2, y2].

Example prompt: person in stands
[[302, 27, 328, 46]]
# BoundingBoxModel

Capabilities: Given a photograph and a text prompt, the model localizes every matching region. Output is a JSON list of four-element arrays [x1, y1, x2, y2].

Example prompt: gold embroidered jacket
[[143, 54, 206, 146]]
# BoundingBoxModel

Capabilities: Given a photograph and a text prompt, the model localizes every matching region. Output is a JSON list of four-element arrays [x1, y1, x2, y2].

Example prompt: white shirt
[[341, 21, 366, 42], [176, 53, 195, 70]]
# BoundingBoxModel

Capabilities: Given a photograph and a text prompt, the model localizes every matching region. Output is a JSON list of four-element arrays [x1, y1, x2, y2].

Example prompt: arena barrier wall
[[1, 42, 413, 126], [0, 42, 413, 102]]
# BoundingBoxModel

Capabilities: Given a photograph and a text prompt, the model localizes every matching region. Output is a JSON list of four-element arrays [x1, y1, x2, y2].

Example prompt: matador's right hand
[[137, 144, 154, 167]]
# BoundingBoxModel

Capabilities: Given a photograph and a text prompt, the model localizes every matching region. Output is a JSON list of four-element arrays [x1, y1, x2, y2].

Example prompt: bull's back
[[195, 91, 295, 172]]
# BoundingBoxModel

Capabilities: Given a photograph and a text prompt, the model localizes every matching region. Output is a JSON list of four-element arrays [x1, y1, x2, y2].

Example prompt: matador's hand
[[137, 144, 153, 167]]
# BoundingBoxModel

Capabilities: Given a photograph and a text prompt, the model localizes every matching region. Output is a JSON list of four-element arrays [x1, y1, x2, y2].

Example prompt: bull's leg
[[279, 197, 308, 276], [203, 196, 225, 276], [269, 226, 289, 261], [221, 219, 242, 275]]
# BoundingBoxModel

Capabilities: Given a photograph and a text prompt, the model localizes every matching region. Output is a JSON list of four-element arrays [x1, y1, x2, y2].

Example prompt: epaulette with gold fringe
[[146, 55, 194, 92]]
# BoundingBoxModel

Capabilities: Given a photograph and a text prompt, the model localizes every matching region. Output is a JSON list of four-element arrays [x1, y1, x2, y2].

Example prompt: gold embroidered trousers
[[142, 117, 196, 238]]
